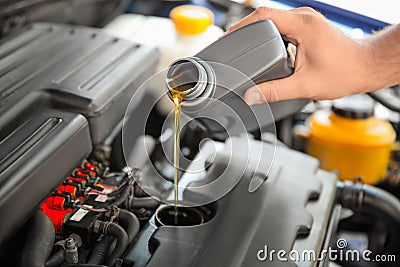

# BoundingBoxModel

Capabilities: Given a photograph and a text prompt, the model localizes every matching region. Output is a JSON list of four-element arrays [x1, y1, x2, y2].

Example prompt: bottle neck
[[166, 56, 215, 115], [166, 57, 208, 101]]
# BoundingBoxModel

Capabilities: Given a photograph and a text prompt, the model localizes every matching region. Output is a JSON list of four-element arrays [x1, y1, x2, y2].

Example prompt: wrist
[[357, 41, 380, 92], [360, 25, 400, 92]]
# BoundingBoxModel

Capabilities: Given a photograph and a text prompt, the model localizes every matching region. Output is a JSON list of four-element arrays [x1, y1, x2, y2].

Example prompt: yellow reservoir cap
[[306, 109, 396, 184], [170, 5, 214, 35]]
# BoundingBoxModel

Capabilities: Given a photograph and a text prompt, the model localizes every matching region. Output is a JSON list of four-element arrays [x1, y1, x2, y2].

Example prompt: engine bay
[[0, 9, 399, 267]]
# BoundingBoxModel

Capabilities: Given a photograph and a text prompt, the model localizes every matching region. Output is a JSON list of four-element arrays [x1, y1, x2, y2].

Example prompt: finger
[[227, 6, 301, 38], [244, 74, 306, 103]]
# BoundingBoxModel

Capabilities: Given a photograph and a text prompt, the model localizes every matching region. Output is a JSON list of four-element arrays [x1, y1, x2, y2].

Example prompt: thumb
[[244, 75, 304, 104]]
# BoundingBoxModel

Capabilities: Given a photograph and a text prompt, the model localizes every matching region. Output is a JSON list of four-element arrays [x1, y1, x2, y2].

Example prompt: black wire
[[106, 184, 132, 208], [107, 180, 129, 197], [369, 89, 400, 113]]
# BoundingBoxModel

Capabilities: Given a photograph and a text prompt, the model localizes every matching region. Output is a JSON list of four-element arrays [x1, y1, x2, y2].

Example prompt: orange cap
[[170, 5, 214, 35]]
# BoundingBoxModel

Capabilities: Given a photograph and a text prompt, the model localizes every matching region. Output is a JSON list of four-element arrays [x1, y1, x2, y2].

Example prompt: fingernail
[[244, 88, 265, 105]]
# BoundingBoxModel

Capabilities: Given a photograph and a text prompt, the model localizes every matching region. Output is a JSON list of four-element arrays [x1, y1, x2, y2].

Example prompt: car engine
[[0, 11, 399, 267]]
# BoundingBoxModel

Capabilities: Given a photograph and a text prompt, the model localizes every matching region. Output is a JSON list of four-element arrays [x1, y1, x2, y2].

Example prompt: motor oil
[[172, 92, 183, 224]]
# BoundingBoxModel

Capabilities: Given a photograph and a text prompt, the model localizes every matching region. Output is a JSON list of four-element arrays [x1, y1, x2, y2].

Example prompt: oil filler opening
[[155, 204, 215, 227]]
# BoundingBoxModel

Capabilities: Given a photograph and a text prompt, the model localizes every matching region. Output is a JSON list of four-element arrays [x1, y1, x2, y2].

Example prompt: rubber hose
[[20, 210, 55, 267], [336, 181, 400, 263], [87, 236, 113, 265], [336, 181, 400, 225], [45, 248, 64, 267], [129, 196, 160, 209], [118, 209, 140, 244], [105, 223, 128, 266], [101, 223, 128, 266], [362, 187, 400, 226]]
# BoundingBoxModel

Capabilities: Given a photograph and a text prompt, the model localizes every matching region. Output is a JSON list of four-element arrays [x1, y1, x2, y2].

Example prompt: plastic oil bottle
[[165, 19, 308, 137]]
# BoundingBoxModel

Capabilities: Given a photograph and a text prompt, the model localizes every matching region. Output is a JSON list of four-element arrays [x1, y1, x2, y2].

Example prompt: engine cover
[[125, 136, 338, 267]]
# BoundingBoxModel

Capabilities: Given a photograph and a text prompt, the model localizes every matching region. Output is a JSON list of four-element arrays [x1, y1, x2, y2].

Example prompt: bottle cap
[[170, 5, 214, 35]]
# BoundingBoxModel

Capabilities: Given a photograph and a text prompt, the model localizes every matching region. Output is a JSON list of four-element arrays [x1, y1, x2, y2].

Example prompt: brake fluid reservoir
[[306, 95, 396, 184]]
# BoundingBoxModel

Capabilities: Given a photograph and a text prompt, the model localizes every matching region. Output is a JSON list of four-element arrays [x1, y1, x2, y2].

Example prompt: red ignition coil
[[84, 161, 99, 171], [77, 167, 96, 179], [58, 184, 77, 199], [40, 194, 74, 234]]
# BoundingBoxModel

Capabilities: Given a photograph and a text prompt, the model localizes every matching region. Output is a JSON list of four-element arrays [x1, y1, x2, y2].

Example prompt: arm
[[366, 24, 400, 91], [228, 7, 400, 104]]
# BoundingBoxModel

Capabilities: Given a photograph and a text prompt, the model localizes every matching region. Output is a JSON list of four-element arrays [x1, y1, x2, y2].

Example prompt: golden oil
[[172, 93, 183, 225]]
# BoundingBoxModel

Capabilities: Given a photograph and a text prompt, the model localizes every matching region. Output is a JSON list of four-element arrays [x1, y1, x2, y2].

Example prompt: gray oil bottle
[[165, 20, 308, 137]]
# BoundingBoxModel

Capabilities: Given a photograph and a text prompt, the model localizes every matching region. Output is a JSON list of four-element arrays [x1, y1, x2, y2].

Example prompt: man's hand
[[228, 7, 400, 104]]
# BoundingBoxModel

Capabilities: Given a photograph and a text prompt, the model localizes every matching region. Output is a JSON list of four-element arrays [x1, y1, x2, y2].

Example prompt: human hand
[[227, 7, 374, 103]]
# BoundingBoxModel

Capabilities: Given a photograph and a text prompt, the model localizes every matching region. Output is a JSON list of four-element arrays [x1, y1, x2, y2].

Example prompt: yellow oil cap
[[170, 5, 214, 35]]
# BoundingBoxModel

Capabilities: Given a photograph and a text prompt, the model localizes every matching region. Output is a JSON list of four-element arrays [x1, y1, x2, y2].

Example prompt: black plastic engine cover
[[0, 22, 159, 145], [0, 92, 91, 244], [125, 137, 338, 267], [0, 23, 159, 244]]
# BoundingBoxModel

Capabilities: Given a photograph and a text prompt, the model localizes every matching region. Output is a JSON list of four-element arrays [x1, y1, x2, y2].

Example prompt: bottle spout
[[166, 57, 211, 102]]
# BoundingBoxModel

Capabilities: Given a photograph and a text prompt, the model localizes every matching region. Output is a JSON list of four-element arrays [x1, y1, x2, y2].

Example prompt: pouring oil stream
[[172, 93, 182, 225]]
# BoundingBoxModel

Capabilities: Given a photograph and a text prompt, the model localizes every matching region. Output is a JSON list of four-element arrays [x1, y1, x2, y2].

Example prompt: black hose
[[20, 210, 55, 267], [336, 181, 400, 225], [87, 236, 113, 265], [94, 221, 128, 266], [118, 209, 140, 244], [129, 196, 160, 209], [105, 223, 128, 266], [88, 210, 139, 265], [336, 181, 400, 266], [45, 248, 64, 267]]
